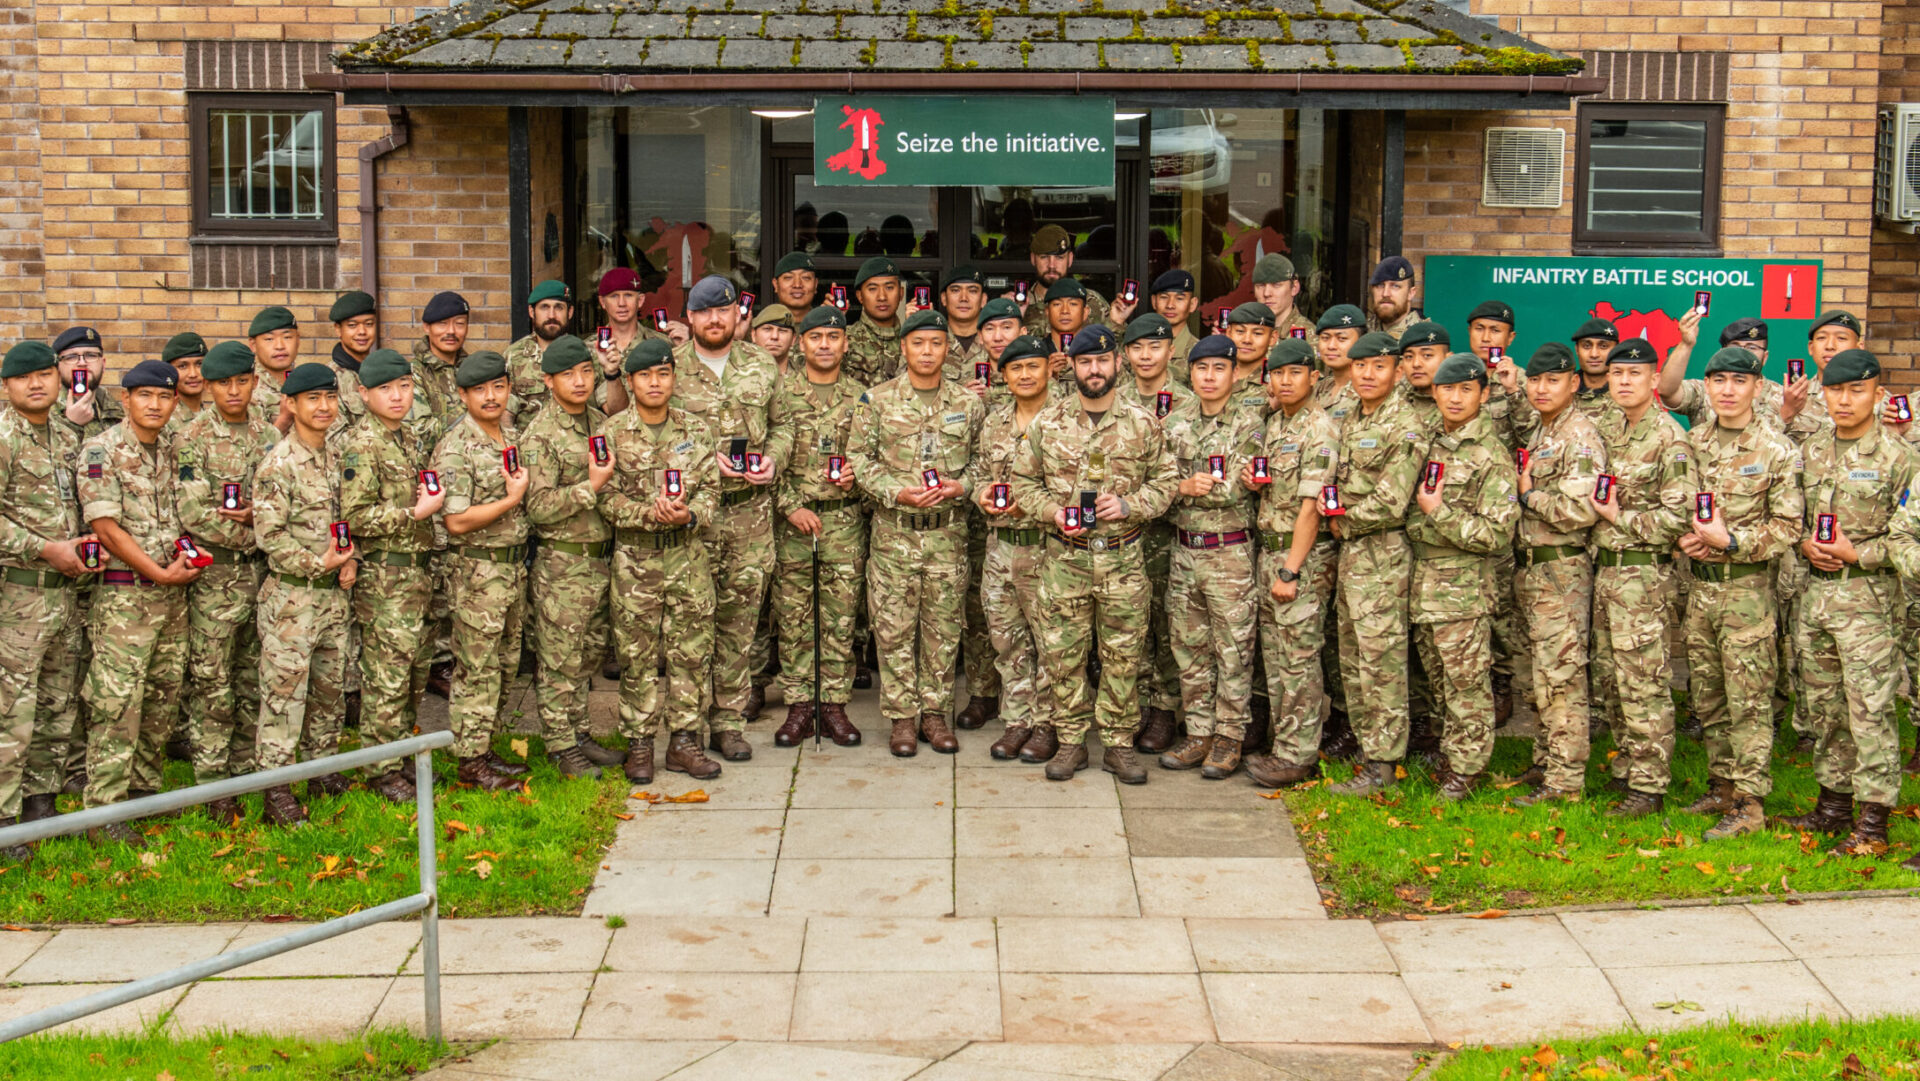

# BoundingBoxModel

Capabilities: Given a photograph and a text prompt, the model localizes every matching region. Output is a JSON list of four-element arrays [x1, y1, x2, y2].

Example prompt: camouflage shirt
[[78, 423, 183, 571], [850, 374, 984, 511], [252, 430, 343, 579], [1163, 399, 1265, 533], [173, 408, 278, 552], [1332, 394, 1424, 537], [1255, 403, 1340, 538], [330, 343, 368, 430], [1509, 380, 1620, 446], [339, 416, 439, 554], [770, 368, 867, 519], [432, 414, 527, 549], [670, 339, 788, 497], [1366, 307, 1419, 338], [1408, 412, 1519, 623], [522, 403, 612, 545], [504, 333, 551, 427], [55, 386, 123, 447], [0, 409, 81, 573], [161, 399, 206, 445], [1395, 384, 1443, 438], [1666, 376, 1786, 434], [1012, 395, 1180, 539], [1519, 406, 1607, 548], [1313, 376, 1360, 431], [1126, 377, 1196, 424], [597, 406, 719, 534], [1799, 419, 1918, 572], [973, 398, 1053, 529], [1687, 417, 1804, 565], [1021, 282, 1114, 336], [410, 337, 468, 428], [1592, 407, 1692, 554], [844, 315, 902, 389]]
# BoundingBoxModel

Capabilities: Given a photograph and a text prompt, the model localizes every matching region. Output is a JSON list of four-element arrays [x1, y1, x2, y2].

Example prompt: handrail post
[[415, 747, 442, 1044]]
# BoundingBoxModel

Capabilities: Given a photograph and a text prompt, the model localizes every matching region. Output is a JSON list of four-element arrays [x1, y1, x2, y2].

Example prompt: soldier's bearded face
[[531, 301, 572, 342], [1370, 279, 1413, 321], [687, 306, 738, 350], [3, 366, 60, 417], [1032, 251, 1072, 285], [544, 361, 596, 408], [1607, 362, 1655, 412], [359, 375, 411, 423], [338, 314, 379, 357], [1071, 351, 1118, 399], [801, 328, 846, 376]]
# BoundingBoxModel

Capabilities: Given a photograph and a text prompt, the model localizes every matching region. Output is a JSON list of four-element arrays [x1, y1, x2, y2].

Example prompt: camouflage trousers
[[1413, 617, 1495, 776], [1684, 572, 1777, 799], [1518, 554, 1594, 792], [1774, 552, 1808, 733], [82, 583, 187, 806], [773, 503, 866, 704], [1489, 547, 1527, 690], [704, 491, 775, 734], [1035, 540, 1151, 748], [255, 575, 350, 771], [749, 596, 776, 692], [1592, 559, 1677, 795], [1139, 520, 1181, 711], [1336, 529, 1412, 763], [24, 583, 88, 797], [612, 539, 714, 738], [351, 557, 433, 759], [530, 545, 611, 744], [1794, 573, 1903, 805], [982, 530, 1049, 730], [1168, 540, 1259, 740], [1261, 539, 1335, 765], [963, 512, 1000, 700], [0, 580, 80, 819], [185, 560, 263, 782], [446, 555, 527, 760], [1902, 577, 1920, 702], [867, 512, 968, 721]]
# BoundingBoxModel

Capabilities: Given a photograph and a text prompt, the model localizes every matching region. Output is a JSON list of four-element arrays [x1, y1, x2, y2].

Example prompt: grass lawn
[[1421, 1015, 1920, 1080], [0, 732, 631, 924], [0, 1027, 454, 1081], [1291, 705, 1920, 917]]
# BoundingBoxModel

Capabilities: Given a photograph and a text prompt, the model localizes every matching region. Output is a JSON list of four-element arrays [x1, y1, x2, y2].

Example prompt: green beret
[[1265, 338, 1315, 372], [1821, 348, 1880, 386], [540, 335, 592, 375], [1228, 302, 1276, 328], [797, 306, 847, 334], [329, 291, 377, 323], [248, 305, 297, 338], [942, 265, 984, 291], [280, 362, 337, 397], [773, 251, 816, 278], [1570, 317, 1618, 345], [1525, 342, 1577, 377], [201, 341, 256, 382], [1607, 338, 1658, 365], [455, 350, 509, 389], [1121, 314, 1174, 347], [854, 256, 901, 288], [1316, 304, 1364, 333], [1466, 300, 1515, 327], [624, 338, 674, 375], [161, 332, 208, 364], [358, 348, 411, 389], [1810, 310, 1862, 339], [1044, 277, 1088, 303], [978, 298, 1022, 326], [1347, 331, 1401, 361], [526, 279, 571, 307], [1252, 254, 1296, 285], [0, 341, 57, 379], [900, 309, 949, 338], [1399, 321, 1449, 349], [1432, 353, 1489, 386], [998, 335, 1052, 368], [1703, 346, 1763, 377]]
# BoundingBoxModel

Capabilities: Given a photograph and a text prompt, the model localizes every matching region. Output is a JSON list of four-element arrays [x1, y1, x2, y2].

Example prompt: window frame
[[1573, 101, 1723, 254], [189, 91, 338, 239]]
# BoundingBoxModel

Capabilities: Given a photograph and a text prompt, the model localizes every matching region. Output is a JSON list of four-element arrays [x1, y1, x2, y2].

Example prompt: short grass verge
[[1421, 1015, 1920, 1080], [0, 1026, 455, 1081]]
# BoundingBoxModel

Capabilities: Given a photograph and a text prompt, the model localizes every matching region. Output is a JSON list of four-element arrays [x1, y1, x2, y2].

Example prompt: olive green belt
[[614, 527, 690, 551], [1259, 530, 1332, 553], [1520, 544, 1587, 568], [1594, 549, 1672, 568], [1809, 564, 1893, 582], [363, 548, 434, 569], [887, 508, 956, 531], [543, 539, 613, 559], [274, 570, 339, 589], [807, 497, 859, 514], [994, 528, 1044, 547], [2, 566, 72, 590], [721, 487, 762, 507], [1411, 541, 1469, 560], [1691, 561, 1768, 583], [456, 544, 527, 564]]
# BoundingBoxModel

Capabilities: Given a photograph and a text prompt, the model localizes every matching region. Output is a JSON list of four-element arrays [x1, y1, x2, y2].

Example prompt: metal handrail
[[0, 730, 454, 1043]]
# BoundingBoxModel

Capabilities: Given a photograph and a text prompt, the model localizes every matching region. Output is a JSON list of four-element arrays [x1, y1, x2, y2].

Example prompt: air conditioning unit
[[1875, 104, 1920, 228], [1481, 127, 1566, 209]]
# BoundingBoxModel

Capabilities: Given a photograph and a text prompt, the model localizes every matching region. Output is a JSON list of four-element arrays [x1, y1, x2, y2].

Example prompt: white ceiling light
[[753, 108, 813, 119]]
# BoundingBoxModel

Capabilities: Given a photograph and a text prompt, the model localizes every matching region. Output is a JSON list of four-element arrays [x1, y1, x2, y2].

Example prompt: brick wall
[[0, 0, 45, 347], [1871, 0, 1920, 370]]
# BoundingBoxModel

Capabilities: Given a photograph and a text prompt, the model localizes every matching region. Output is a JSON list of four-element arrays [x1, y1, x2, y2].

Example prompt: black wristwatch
[[1276, 567, 1299, 583]]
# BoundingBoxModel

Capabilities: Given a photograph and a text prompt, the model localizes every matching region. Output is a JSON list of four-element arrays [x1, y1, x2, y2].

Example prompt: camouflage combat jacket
[[433, 415, 527, 550], [1592, 408, 1692, 554], [670, 339, 787, 498], [339, 416, 440, 555], [770, 368, 867, 520], [252, 430, 344, 579], [78, 423, 183, 571], [1163, 398, 1265, 534], [0, 409, 81, 573], [523, 403, 612, 545], [1012, 395, 1179, 541], [1686, 417, 1805, 566], [597, 406, 719, 534], [1519, 406, 1607, 550], [1407, 412, 1518, 623], [1798, 419, 1918, 572], [173, 408, 278, 553]]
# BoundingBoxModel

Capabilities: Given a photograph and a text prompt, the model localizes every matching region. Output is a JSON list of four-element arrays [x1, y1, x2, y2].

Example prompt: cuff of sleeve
[[81, 500, 118, 525]]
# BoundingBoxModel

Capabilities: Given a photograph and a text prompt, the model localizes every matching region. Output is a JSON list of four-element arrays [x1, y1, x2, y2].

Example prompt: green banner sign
[[1423, 255, 1823, 382], [813, 96, 1115, 187]]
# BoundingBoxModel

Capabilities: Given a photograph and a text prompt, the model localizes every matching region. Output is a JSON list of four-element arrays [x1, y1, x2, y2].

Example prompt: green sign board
[[1423, 256, 1824, 381], [813, 96, 1115, 187]]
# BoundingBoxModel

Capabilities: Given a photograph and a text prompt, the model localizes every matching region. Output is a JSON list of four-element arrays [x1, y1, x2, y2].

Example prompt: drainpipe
[[357, 107, 410, 301]]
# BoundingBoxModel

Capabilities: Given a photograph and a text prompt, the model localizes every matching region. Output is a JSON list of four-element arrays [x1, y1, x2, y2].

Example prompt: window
[[190, 93, 336, 237], [1575, 102, 1722, 251]]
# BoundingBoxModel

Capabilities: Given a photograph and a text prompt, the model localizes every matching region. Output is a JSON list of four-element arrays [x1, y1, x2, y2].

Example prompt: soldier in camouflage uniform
[[937, 266, 1002, 731], [410, 291, 473, 427], [954, 297, 1024, 405], [845, 256, 907, 388], [1018, 224, 1133, 338], [1147, 270, 1201, 379], [1394, 321, 1449, 435], [1569, 318, 1624, 422], [77, 360, 197, 831], [1035, 277, 1099, 385], [173, 342, 277, 818], [1251, 254, 1317, 343], [600, 339, 724, 782], [1589, 339, 1692, 816], [252, 364, 357, 826], [749, 304, 797, 376], [52, 327, 122, 447], [1312, 305, 1365, 427], [1159, 335, 1266, 779], [329, 291, 380, 430], [160, 333, 209, 442], [1225, 302, 1278, 419], [1364, 256, 1419, 339], [1013, 325, 1180, 784], [1677, 346, 1805, 841], [1326, 332, 1423, 796], [1782, 349, 1915, 856], [247, 306, 303, 435], [1120, 315, 1192, 752], [1243, 338, 1340, 789], [672, 275, 788, 762], [523, 335, 628, 779], [339, 350, 442, 803], [505, 280, 580, 428], [770, 251, 820, 323], [1506, 343, 1608, 805], [0, 341, 97, 858], [768, 306, 868, 749], [1407, 354, 1520, 800]]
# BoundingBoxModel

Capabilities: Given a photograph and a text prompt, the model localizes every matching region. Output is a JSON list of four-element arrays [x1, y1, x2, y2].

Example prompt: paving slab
[[1120, 807, 1303, 859], [659, 1040, 932, 1081], [1186, 918, 1397, 973], [1115, 772, 1278, 809], [769, 858, 953, 918], [1226, 1044, 1425, 1081], [584, 859, 774, 918], [935, 1041, 1198, 1080], [1803, 953, 1920, 1018], [790, 765, 952, 809], [1156, 1043, 1298, 1080], [957, 807, 1130, 858], [374, 972, 594, 1039], [605, 809, 787, 860], [406, 917, 610, 974], [1401, 966, 1631, 1044], [1559, 906, 1793, 969], [9, 924, 245, 983], [789, 970, 1002, 1041], [779, 807, 952, 859], [956, 766, 1121, 809], [955, 857, 1139, 918], [907, 1064, 1142, 1081], [219, 920, 418, 978], [1377, 914, 1595, 972], [0, 982, 187, 1034], [800, 916, 997, 972], [172, 975, 392, 1038], [1131, 858, 1324, 919], [1202, 973, 1431, 1044], [577, 971, 796, 1041], [1748, 897, 1920, 959], [0, 929, 52, 979], [439, 1038, 722, 1081], [1606, 959, 1846, 1030], [996, 917, 1197, 974], [605, 917, 806, 973], [1000, 973, 1215, 1042]]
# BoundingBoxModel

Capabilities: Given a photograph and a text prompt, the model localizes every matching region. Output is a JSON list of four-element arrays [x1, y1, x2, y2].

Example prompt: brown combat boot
[[457, 755, 519, 792], [426, 661, 453, 699], [1329, 760, 1397, 796], [663, 731, 721, 779], [1243, 754, 1318, 788], [575, 732, 626, 767], [624, 737, 655, 783], [1904, 742, 1920, 776], [1134, 707, 1178, 753], [742, 684, 767, 722], [485, 751, 530, 777], [989, 725, 1032, 761], [1704, 794, 1766, 840], [1201, 736, 1242, 780], [1776, 784, 1853, 835], [369, 770, 416, 804], [1044, 741, 1089, 781], [307, 772, 354, 797], [550, 743, 602, 780], [920, 711, 960, 754], [1102, 744, 1148, 785], [87, 820, 148, 847], [1512, 784, 1581, 807], [1492, 674, 1514, 730], [1438, 769, 1480, 803], [1834, 802, 1892, 856], [889, 718, 919, 757], [955, 695, 998, 730], [1683, 776, 1737, 817], [819, 703, 861, 747], [1512, 763, 1547, 790], [710, 730, 753, 762], [1158, 735, 1210, 771], [774, 703, 815, 747], [1019, 724, 1058, 763], [1608, 790, 1664, 818], [1319, 713, 1362, 761], [1243, 698, 1271, 762], [19, 793, 55, 824], [260, 785, 309, 827]]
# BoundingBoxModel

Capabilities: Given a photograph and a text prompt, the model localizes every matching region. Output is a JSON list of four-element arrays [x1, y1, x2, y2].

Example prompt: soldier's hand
[[665, 320, 692, 346], [412, 481, 447, 520], [322, 541, 356, 572], [1494, 359, 1520, 395], [1415, 474, 1444, 515], [1269, 575, 1298, 603], [1094, 492, 1127, 522], [978, 487, 1015, 516], [587, 451, 617, 492], [1882, 396, 1911, 429], [1781, 374, 1809, 422], [1327, 517, 1343, 540], [1677, 309, 1700, 348], [1801, 536, 1845, 572], [1049, 353, 1070, 378], [215, 501, 254, 525], [934, 478, 965, 506], [1517, 455, 1534, 494], [338, 559, 359, 589], [1817, 521, 1860, 566], [1676, 533, 1709, 560], [746, 459, 777, 486], [895, 484, 936, 510], [154, 550, 201, 586], [715, 451, 746, 480], [503, 464, 531, 501], [786, 508, 822, 536], [1692, 513, 1730, 551], [1589, 490, 1620, 524], [42, 537, 90, 576], [1179, 474, 1218, 498], [965, 379, 990, 401], [64, 391, 94, 427], [828, 459, 857, 490], [657, 497, 692, 526], [1054, 506, 1086, 534], [1108, 296, 1138, 324]]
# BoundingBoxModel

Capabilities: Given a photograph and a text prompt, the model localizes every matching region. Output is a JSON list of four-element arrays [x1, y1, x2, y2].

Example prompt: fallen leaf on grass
[[470, 860, 492, 880], [1527, 1045, 1558, 1068], [158, 1070, 175, 1081], [1637, 848, 1660, 858], [1694, 860, 1716, 875], [509, 738, 529, 760], [1842, 1052, 1874, 1078], [209, 844, 234, 858]]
